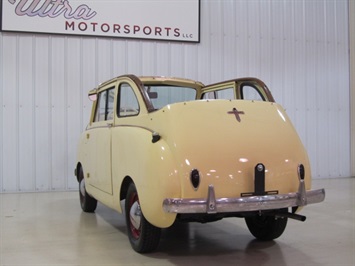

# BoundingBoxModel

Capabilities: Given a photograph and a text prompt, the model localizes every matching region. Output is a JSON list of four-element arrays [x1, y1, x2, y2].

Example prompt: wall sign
[[1, 0, 200, 42]]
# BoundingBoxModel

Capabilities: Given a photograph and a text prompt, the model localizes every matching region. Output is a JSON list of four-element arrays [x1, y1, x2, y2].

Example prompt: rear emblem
[[228, 108, 245, 122]]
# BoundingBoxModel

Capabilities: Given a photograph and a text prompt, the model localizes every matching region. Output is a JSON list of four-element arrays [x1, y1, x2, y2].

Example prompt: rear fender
[[111, 126, 179, 228]]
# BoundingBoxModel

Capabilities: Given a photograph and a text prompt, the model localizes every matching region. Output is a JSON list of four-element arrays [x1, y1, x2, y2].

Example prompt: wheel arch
[[75, 162, 83, 182], [120, 175, 134, 201]]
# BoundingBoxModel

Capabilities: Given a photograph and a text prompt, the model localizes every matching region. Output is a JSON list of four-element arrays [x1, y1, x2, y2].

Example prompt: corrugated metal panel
[[2, 35, 19, 192], [351, 0, 355, 177], [34, 35, 50, 191], [0, 0, 351, 192], [0, 32, 2, 192]]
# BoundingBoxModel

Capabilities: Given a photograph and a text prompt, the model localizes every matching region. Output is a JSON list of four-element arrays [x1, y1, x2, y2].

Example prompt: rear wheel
[[125, 183, 161, 253], [245, 210, 288, 241], [78, 167, 97, 212]]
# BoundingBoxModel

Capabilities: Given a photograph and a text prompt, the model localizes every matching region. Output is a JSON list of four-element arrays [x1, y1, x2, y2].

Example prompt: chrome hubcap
[[79, 179, 86, 197], [129, 201, 142, 230]]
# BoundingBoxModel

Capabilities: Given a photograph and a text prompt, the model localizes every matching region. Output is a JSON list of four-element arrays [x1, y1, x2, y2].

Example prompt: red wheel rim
[[128, 192, 141, 240]]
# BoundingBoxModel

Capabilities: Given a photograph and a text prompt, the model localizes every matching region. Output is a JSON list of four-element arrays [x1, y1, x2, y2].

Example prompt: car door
[[86, 84, 116, 195]]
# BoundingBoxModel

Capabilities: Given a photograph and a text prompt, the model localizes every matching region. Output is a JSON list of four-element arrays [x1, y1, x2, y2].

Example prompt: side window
[[202, 91, 216, 99], [94, 87, 115, 122], [118, 83, 139, 117], [106, 89, 115, 120], [240, 84, 265, 101], [202, 87, 235, 99]]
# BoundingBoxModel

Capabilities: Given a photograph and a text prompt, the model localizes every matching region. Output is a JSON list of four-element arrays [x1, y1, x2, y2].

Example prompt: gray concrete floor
[[0, 178, 354, 266]]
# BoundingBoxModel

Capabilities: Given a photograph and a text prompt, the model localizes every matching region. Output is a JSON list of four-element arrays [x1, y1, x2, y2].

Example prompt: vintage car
[[75, 75, 325, 253]]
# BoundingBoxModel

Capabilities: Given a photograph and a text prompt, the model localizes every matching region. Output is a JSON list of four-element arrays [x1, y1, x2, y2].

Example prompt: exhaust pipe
[[273, 211, 307, 222]]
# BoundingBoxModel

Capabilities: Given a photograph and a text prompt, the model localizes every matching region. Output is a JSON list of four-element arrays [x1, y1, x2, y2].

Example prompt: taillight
[[298, 164, 305, 180], [190, 169, 200, 190]]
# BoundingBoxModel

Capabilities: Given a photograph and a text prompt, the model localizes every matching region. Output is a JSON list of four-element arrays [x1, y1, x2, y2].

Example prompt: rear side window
[[202, 87, 234, 99], [94, 87, 115, 122], [240, 84, 265, 101]]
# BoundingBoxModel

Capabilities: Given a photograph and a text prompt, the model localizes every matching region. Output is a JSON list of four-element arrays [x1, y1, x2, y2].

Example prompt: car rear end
[[151, 99, 324, 222]]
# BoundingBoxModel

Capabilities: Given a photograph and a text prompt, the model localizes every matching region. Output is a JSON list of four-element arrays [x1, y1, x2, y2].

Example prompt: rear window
[[145, 85, 197, 109]]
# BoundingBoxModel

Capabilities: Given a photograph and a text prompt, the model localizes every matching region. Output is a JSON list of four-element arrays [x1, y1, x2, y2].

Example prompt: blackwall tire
[[245, 210, 288, 241], [125, 183, 161, 253], [78, 167, 97, 213]]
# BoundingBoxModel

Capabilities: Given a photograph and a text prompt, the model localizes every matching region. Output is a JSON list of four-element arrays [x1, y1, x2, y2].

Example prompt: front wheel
[[125, 183, 161, 253], [78, 167, 97, 212], [245, 210, 288, 241]]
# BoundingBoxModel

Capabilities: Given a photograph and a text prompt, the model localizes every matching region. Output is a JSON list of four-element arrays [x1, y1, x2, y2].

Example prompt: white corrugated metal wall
[[0, 0, 351, 192], [350, 0, 355, 177]]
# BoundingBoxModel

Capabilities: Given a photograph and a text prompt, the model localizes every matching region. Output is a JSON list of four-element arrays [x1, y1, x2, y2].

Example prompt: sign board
[[1, 0, 200, 42]]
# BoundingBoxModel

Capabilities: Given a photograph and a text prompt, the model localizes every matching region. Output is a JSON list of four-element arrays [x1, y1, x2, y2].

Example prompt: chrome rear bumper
[[163, 179, 325, 214]]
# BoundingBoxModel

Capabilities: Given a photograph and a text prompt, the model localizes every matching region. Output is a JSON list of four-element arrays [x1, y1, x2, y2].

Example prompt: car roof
[[139, 76, 205, 88]]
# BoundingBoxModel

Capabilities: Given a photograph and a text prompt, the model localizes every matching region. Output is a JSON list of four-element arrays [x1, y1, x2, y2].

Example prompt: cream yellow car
[[75, 75, 325, 253]]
